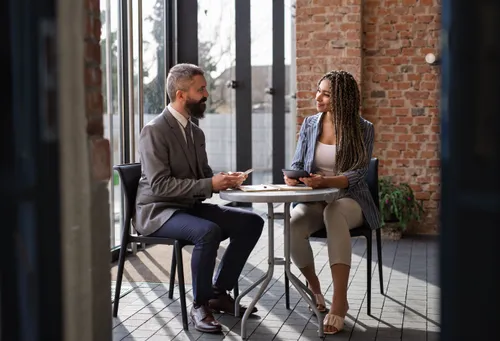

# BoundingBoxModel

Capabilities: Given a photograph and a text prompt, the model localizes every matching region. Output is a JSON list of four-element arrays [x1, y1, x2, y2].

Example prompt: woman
[[284, 70, 380, 335]]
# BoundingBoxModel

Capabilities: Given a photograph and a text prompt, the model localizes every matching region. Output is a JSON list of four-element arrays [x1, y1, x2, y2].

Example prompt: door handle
[[265, 87, 275, 95], [226, 80, 238, 89]]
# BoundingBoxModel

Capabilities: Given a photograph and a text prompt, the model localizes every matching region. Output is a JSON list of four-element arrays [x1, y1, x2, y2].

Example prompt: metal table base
[[234, 202, 325, 339]]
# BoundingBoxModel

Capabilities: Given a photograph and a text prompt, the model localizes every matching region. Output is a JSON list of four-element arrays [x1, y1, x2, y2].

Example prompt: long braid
[[318, 70, 368, 174]]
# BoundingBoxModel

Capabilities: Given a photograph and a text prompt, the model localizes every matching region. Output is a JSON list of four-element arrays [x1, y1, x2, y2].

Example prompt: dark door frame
[[3, 0, 62, 340]]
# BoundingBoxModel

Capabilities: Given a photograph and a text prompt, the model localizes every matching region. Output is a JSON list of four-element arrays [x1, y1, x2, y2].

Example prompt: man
[[135, 63, 264, 333]]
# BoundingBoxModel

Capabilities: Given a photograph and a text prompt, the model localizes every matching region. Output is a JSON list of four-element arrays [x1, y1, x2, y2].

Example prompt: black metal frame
[[235, 0, 253, 183], [164, 0, 176, 105], [176, 0, 198, 126], [345, 225, 383, 316], [119, 0, 131, 164], [272, 0, 286, 184], [114, 0, 132, 260], [176, 0, 198, 65]]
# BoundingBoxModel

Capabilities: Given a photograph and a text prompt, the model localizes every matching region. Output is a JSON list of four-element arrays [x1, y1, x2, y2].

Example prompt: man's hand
[[212, 172, 245, 191], [283, 174, 299, 186], [229, 172, 248, 187], [299, 173, 325, 189]]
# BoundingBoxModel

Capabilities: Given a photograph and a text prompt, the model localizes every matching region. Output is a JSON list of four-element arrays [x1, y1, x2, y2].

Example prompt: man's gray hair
[[166, 63, 205, 102]]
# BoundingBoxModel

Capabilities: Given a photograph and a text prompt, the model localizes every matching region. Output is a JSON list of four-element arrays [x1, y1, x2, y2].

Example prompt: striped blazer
[[291, 113, 381, 230]]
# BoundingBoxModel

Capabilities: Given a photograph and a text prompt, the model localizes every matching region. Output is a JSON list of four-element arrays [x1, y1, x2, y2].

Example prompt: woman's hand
[[283, 174, 299, 186], [299, 173, 325, 189]]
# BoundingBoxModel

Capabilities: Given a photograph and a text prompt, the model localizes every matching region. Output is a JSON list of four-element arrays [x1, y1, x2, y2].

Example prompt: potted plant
[[378, 177, 424, 239]]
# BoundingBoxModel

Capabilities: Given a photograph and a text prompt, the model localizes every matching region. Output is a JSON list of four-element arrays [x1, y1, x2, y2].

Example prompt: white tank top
[[314, 141, 336, 176]]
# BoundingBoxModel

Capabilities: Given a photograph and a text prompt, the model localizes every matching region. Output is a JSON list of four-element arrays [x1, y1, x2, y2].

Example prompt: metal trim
[[104, 0, 116, 248], [119, 0, 130, 164], [165, 0, 176, 107], [176, 0, 198, 64], [127, 0, 135, 163], [138, 0, 144, 132], [176, 0, 198, 124], [235, 0, 252, 181], [272, 0, 286, 184]]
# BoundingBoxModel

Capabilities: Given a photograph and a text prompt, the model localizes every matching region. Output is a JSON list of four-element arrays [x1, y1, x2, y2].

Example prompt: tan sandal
[[323, 313, 345, 335], [308, 293, 327, 313]]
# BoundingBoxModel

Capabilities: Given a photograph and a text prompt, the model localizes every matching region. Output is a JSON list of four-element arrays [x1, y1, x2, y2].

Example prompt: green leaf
[[378, 177, 425, 231]]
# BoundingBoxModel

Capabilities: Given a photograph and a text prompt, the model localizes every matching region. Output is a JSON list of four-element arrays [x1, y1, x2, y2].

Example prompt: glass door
[[249, 0, 290, 184], [197, 0, 237, 174], [195, 0, 289, 186], [101, 0, 169, 250], [100, 0, 293, 249], [101, 0, 122, 249], [251, 0, 273, 185]]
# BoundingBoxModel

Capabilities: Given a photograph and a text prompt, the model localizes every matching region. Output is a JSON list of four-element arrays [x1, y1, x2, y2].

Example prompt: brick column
[[58, 0, 111, 340], [84, 0, 112, 339], [85, 0, 110, 181]]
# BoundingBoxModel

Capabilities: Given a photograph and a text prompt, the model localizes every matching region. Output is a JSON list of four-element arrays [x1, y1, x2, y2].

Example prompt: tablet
[[282, 169, 310, 180]]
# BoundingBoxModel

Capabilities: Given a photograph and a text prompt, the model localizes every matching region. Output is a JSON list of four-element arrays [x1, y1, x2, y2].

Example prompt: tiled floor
[[111, 206, 440, 341]]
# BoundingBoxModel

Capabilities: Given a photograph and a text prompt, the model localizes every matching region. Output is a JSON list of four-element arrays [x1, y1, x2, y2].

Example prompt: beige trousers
[[290, 198, 364, 269]]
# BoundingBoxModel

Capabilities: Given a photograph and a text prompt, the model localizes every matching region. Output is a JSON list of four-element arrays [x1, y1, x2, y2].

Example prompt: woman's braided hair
[[318, 70, 368, 174]]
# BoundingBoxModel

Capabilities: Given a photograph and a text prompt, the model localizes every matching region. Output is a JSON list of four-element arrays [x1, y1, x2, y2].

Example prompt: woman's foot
[[323, 313, 344, 335], [323, 298, 349, 334], [307, 281, 327, 313], [330, 297, 349, 317], [308, 293, 327, 313]]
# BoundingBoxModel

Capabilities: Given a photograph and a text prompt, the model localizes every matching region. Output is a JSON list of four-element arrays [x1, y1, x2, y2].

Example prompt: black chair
[[283, 158, 384, 315], [112, 163, 239, 330]]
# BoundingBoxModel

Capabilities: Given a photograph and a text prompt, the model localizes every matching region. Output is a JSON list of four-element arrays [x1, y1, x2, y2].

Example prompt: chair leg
[[366, 232, 372, 316], [112, 243, 128, 317], [168, 246, 177, 299], [233, 281, 239, 298], [175, 241, 189, 330], [376, 228, 384, 295], [285, 273, 290, 309]]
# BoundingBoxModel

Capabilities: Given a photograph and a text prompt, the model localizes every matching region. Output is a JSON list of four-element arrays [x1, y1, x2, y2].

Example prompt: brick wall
[[295, 0, 441, 233], [295, 0, 362, 125], [85, 0, 110, 181]]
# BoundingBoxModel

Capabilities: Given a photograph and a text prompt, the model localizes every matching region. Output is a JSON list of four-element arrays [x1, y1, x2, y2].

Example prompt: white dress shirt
[[168, 104, 193, 143]]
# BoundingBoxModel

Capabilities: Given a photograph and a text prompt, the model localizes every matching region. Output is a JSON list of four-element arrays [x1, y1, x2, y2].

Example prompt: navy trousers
[[150, 203, 264, 304]]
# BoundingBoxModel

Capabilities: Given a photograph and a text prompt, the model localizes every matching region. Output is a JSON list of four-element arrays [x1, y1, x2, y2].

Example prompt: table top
[[219, 187, 339, 203]]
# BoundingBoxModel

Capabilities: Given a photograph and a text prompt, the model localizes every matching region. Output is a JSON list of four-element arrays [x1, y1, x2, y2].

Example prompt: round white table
[[220, 187, 339, 339]]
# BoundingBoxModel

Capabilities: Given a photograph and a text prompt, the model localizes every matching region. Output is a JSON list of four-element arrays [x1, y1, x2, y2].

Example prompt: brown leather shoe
[[189, 304, 222, 333], [209, 291, 258, 316]]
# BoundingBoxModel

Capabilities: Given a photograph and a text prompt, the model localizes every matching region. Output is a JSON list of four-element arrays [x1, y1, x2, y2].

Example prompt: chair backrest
[[113, 163, 141, 221], [366, 158, 379, 208]]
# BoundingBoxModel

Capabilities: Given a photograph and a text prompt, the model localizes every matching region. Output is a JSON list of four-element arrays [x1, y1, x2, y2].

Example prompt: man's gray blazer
[[134, 107, 214, 236]]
